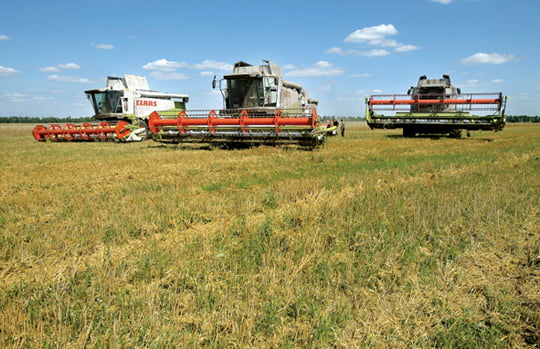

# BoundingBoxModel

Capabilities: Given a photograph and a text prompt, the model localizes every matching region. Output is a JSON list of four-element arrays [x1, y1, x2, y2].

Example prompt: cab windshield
[[226, 77, 277, 108], [415, 87, 454, 112], [417, 87, 446, 98], [87, 90, 123, 114]]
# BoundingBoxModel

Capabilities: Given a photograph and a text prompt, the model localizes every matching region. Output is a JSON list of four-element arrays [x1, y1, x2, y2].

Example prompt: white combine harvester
[[32, 74, 189, 142], [366, 75, 506, 138], [148, 60, 327, 148]]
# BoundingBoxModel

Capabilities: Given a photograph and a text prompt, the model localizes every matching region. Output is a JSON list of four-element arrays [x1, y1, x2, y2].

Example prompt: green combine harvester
[[366, 75, 507, 138]]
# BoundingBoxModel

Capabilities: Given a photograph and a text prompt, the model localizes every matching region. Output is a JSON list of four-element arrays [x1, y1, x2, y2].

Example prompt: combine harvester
[[32, 74, 189, 142], [366, 75, 507, 138], [148, 60, 327, 148]]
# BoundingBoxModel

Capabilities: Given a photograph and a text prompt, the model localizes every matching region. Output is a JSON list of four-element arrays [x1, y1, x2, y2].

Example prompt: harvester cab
[[215, 60, 318, 113], [32, 74, 189, 142], [366, 75, 506, 138], [407, 75, 461, 113], [85, 76, 139, 121], [85, 74, 189, 123], [148, 60, 327, 148]]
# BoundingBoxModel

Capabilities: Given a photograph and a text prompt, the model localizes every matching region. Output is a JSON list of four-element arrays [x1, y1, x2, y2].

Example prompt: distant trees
[[320, 116, 366, 122], [506, 115, 540, 123], [0, 116, 93, 123]]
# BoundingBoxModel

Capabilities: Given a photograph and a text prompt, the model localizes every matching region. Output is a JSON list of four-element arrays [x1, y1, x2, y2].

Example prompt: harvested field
[[0, 122, 539, 347]]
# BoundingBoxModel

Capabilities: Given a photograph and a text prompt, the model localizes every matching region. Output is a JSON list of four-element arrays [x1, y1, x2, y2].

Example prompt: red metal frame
[[369, 97, 501, 106], [368, 93, 503, 112], [148, 109, 318, 135], [32, 120, 130, 141]]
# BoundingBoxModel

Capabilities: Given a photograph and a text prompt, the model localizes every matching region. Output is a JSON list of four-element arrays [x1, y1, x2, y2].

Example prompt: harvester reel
[[147, 108, 324, 149]]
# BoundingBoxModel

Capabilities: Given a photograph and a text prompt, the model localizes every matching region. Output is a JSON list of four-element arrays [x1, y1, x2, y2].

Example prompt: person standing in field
[[340, 119, 345, 137]]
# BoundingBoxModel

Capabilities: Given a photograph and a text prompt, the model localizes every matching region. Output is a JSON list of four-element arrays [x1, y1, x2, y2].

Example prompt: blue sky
[[1, 0, 538, 117]]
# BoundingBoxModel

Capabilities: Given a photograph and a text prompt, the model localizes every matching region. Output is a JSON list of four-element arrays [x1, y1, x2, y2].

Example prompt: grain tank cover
[[408, 75, 459, 100], [416, 74, 452, 89], [103, 74, 150, 91], [123, 74, 150, 90], [224, 60, 281, 79]]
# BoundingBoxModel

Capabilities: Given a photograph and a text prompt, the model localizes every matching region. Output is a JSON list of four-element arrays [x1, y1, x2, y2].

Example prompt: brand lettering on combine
[[136, 100, 157, 107]]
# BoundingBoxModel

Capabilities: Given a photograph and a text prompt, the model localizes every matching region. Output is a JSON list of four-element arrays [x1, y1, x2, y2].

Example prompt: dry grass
[[0, 122, 539, 347]]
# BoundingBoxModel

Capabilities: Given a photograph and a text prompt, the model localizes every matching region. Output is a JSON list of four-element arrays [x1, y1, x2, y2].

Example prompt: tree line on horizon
[[0, 116, 93, 124]]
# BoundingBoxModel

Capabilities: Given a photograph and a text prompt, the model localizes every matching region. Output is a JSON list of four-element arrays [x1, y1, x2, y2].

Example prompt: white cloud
[[91, 42, 114, 50], [149, 71, 189, 80], [191, 60, 233, 71], [6, 92, 24, 98], [326, 47, 390, 57], [0, 66, 19, 76], [459, 78, 506, 89], [58, 63, 80, 70], [395, 44, 420, 53], [350, 73, 371, 78], [518, 93, 530, 100], [338, 96, 361, 102], [47, 75, 93, 83], [431, 0, 452, 4], [325, 47, 360, 56], [40, 62, 80, 72], [33, 96, 53, 102], [326, 47, 345, 55], [461, 53, 515, 65], [0, 34, 11, 40], [143, 59, 232, 75], [334, 25, 418, 57], [40, 66, 60, 73], [369, 39, 399, 48], [285, 61, 344, 77], [200, 71, 215, 77], [143, 59, 187, 72], [338, 90, 367, 101], [319, 84, 333, 92], [359, 49, 390, 57], [5, 92, 27, 102], [345, 24, 398, 45]]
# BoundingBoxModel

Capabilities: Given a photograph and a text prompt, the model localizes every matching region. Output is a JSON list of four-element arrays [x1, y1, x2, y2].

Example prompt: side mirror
[[212, 76, 217, 89]]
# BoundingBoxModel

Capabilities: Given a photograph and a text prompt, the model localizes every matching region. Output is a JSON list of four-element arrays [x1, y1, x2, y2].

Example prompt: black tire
[[136, 119, 149, 141], [403, 127, 416, 138], [448, 129, 462, 138]]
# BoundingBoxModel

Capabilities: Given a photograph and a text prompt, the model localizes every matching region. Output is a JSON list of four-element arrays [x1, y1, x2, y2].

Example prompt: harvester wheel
[[123, 119, 148, 142], [137, 119, 149, 140], [449, 129, 462, 138], [403, 127, 416, 138]]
